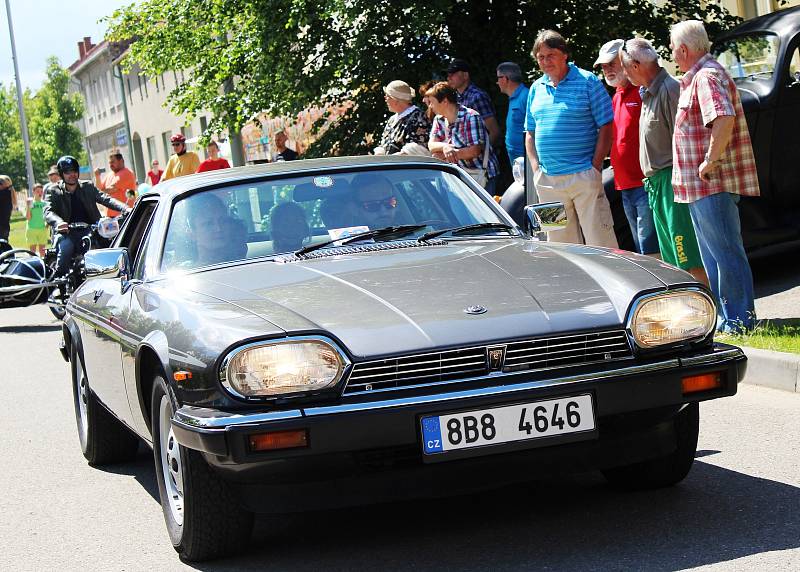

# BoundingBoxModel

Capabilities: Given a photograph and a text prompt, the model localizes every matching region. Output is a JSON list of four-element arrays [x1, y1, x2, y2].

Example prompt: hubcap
[[159, 396, 184, 525], [74, 356, 88, 447]]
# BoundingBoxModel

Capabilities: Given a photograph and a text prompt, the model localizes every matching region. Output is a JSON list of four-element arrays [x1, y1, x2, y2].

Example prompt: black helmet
[[56, 156, 80, 177]]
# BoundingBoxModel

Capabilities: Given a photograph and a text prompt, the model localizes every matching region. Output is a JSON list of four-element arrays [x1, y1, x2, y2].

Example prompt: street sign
[[116, 128, 127, 146]]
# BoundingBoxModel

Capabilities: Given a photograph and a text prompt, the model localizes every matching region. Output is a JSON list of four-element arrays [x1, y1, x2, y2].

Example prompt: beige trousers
[[533, 167, 618, 248]]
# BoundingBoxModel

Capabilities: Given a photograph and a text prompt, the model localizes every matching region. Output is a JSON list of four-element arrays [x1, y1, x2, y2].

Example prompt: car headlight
[[630, 290, 716, 348], [221, 339, 346, 398]]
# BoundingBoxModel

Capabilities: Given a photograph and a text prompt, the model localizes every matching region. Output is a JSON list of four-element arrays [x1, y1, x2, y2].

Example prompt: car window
[[160, 168, 508, 271], [714, 34, 780, 79], [790, 46, 800, 80], [118, 200, 158, 279]]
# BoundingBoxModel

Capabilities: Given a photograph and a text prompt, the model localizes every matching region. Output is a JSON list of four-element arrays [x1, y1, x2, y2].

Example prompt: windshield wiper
[[293, 224, 428, 257], [417, 222, 517, 242]]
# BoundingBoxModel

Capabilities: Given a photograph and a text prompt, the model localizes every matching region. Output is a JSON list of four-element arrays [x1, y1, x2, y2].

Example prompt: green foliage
[[0, 58, 85, 189], [27, 57, 87, 174], [106, 0, 741, 158]]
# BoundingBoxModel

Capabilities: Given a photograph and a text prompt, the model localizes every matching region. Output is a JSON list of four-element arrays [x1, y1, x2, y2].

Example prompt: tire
[[49, 304, 66, 320], [151, 377, 253, 562], [70, 345, 140, 465], [602, 402, 700, 491]]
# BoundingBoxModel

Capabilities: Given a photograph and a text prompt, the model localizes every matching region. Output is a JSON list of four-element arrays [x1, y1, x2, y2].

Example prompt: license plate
[[421, 394, 595, 455]]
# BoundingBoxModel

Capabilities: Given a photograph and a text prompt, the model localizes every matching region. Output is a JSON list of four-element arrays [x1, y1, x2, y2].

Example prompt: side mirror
[[524, 202, 568, 238], [84, 248, 131, 280]]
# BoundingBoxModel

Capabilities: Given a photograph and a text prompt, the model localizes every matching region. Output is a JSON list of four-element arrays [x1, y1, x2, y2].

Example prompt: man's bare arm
[[525, 132, 539, 172], [592, 123, 613, 171]]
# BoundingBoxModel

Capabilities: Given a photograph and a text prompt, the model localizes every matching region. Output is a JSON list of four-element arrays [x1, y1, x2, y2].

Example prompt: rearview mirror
[[524, 202, 568, 238], [84, 248, 131, 280]]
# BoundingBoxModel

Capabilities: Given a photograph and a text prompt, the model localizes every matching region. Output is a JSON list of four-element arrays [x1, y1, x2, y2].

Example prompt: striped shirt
[[430, 106, 499, 178], [525, 64, 613, 175], [671, 54, 760, 203]]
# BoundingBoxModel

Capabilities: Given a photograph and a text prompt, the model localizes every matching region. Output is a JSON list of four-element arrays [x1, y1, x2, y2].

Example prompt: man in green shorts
[[619, 38, 707, 285]]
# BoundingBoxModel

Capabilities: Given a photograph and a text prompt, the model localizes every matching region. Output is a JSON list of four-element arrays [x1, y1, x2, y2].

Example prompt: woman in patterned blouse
[[375, 80, 431, 156]]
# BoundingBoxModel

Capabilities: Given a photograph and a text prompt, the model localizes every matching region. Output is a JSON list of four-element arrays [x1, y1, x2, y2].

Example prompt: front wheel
[[151, 377, 253, 562], [602, 402, 699, 490]]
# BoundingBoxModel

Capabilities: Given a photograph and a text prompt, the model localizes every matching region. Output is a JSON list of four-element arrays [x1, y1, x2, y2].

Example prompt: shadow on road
[[184, 459, 798, 571], [96, 444, 159, 503], [0, 324, 61, 334]]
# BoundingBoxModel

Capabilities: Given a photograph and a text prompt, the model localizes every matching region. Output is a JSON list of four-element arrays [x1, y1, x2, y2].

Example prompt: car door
[[773, 34, 800, 206], [79, 199, 159, 428]]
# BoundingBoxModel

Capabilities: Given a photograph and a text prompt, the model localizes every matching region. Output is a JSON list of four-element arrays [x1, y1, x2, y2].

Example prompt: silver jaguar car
[[62, 155, 746, 561]]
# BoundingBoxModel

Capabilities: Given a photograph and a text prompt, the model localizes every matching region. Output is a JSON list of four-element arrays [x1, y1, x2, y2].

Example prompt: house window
[[146, 136, 157, 166], [162, 131, 171, 163]]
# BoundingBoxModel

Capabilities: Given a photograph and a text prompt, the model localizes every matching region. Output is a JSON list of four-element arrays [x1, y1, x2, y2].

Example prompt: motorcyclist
[[44, 155, 130, 277]]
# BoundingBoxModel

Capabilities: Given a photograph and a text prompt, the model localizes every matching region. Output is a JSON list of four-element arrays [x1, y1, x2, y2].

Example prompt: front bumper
[[172, 344, 745, 502]]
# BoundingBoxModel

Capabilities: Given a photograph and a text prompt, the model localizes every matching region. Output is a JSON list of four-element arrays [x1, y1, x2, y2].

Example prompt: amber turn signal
[[249, 429, 308, 452], [173, 370, 193, 382], [682, 372, 724, 395]]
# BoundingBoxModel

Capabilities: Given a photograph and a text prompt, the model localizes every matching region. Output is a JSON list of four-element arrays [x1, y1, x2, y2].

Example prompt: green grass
[[7, 211, 27, 249], [717, 321, 800, 354]]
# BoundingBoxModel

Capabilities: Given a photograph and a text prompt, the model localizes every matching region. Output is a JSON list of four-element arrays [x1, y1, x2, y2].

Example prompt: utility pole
[[4, 0, 35, 195]]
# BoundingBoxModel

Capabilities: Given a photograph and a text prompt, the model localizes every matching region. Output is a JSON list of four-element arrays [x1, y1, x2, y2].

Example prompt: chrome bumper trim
[[172, 345, 745, 430]]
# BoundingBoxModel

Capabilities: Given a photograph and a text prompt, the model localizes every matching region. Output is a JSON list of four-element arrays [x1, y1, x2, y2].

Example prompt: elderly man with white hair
[[619, 37, 706, 286], [669, 20, 760, 333]]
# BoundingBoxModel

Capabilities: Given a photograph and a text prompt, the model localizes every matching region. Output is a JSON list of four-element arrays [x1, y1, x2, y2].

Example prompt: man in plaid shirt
[[670, 20, 760, 333]]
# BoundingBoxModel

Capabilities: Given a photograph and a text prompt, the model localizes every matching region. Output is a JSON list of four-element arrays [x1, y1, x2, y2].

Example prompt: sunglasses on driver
[[360, 196, 398, 212]]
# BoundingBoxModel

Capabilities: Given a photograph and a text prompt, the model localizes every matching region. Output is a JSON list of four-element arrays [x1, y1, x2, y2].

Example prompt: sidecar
[[0, 241, 52, 309]]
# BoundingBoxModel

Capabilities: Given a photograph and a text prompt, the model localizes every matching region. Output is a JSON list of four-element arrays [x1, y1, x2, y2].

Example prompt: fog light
[[682, 372, 724, 394], [249, 429, 308, 452]]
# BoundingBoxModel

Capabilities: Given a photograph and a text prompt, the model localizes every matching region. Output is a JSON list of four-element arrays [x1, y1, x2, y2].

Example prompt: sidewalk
[[740, 345, 800, 393]]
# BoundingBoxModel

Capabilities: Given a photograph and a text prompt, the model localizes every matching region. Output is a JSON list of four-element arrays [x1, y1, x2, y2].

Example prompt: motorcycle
[[0, 217, 121, 319]]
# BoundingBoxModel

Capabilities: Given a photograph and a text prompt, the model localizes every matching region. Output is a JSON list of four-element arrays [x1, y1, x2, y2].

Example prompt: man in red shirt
[[196, 140, 231, 172], [94, 151, 137, 218], [595, 40, 658, 256]]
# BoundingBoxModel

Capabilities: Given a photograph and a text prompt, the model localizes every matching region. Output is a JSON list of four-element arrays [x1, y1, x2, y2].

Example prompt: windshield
[[714, 33, 780, 80], [161, 167, 511, 271]]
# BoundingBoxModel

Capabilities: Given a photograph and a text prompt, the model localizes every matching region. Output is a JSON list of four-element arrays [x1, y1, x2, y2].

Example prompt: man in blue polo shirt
[[525, 29, 618, 247], [496, 61, 529, 167]]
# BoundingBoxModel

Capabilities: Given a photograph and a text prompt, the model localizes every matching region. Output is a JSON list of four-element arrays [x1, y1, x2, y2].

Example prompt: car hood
[[185, 240, 688, 358]]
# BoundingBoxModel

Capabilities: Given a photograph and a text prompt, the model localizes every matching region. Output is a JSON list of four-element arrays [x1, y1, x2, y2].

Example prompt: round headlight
[[221, 339, 345, 398], [630, 290, 716, 348]]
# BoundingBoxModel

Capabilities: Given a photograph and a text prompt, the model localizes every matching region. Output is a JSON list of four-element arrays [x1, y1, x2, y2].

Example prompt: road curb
[[739, 345, 800, 393]]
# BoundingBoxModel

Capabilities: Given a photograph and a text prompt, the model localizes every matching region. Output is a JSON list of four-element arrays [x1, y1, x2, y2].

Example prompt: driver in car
[[352, 173, 399, 228], [44, 155, 130, 277]]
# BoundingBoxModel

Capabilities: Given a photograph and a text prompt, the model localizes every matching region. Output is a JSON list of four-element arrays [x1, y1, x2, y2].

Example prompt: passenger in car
[[270, 201, 310, 253], [184, 193, 247, 266]]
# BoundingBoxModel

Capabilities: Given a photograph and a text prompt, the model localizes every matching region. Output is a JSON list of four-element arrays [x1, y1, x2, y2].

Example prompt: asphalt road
[[0, 302, 798, 572]]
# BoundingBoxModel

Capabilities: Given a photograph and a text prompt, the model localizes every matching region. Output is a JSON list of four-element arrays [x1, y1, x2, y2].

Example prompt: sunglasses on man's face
[[171, 142, 183, 147], [361, 196, 397, 212]]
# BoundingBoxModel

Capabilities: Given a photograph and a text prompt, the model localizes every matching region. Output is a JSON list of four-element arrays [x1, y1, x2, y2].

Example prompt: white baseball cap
[[594, 39, 625, 66]]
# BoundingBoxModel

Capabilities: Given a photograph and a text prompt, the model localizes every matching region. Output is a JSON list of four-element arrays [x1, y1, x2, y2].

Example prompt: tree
[[0, 58, 85, 189], [0, 85, 27, 187], [27, 57, 86, 177], [106, 0, 740, 158]]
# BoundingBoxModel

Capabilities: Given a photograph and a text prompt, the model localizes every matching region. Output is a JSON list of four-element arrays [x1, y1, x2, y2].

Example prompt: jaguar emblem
[[487, 346, 506, 371], [464, 305, 487, 315]]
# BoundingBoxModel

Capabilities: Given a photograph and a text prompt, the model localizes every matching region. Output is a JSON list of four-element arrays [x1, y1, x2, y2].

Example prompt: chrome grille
[[503, 331, 632, 372], [345, 347, 489, 394], [344, 330, 632, 395]]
